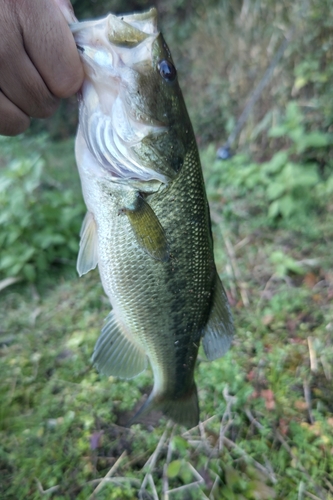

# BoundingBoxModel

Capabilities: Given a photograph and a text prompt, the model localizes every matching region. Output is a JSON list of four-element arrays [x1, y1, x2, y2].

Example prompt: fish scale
[[72, 8, 234, 427], [92, 142, 214, 422]]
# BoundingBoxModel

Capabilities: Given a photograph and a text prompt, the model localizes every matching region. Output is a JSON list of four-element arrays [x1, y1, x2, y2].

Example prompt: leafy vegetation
[[1, 0, 333, 499], [202, 102, 333, 222], [0, 136, 84, 281]]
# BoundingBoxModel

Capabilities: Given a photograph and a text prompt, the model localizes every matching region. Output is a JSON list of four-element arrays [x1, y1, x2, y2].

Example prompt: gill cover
[[71, 9, 187, 184]]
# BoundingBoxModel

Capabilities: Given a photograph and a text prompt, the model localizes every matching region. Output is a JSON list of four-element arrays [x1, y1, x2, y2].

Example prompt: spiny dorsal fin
[[77, 212, 98, 277], [92, 311, 148, 379], [202, 274, 234, 361], [121, 194, 169, 262]]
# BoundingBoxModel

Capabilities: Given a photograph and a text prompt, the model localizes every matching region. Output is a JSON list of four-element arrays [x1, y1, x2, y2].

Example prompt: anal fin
[[202, 274, 234, 361], [92, 311, 148, 379], [77, 212, 98, 277]]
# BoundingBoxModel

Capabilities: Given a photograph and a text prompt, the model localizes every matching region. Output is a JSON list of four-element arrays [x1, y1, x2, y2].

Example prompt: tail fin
[[128, 385, 199, 428]]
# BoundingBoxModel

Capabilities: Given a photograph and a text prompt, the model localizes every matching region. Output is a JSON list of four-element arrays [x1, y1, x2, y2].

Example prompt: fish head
[[71, 9, 193, 184]]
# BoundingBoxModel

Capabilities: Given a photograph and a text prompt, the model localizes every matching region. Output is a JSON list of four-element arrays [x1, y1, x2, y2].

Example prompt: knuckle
[[25, 82, 60, 118], [34, 96, 59, 119], [51, 71, 83, 99], [0, 115, 30, 136]]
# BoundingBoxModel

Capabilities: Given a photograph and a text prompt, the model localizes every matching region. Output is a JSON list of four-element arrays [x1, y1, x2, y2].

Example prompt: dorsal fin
[[202, 274, 234, 361], [77, 212, 98, 277]]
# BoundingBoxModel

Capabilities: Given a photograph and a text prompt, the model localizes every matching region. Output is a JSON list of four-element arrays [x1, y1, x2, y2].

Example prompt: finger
[[0, 91, 30, 136], [19, 0, 84, 98], [0, 42, 60, 119], [0, 4, 60, 118], [53, 0, 78, 23]]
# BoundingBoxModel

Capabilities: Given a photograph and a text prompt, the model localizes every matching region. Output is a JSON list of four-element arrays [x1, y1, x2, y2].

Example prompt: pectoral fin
[[121, 195, 169, 262], [77, 212, 98, 277], [202, 275, 234, 361], [92, 311, 148, 379]]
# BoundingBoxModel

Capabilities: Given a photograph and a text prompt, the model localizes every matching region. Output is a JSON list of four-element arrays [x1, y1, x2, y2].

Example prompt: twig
[[35, 478, 60, 495], [0, 276, 22, 292], [224, 236, 249, 307], [88, 477, 140, 487], [141, 421, 173, 492], [218, 385, 237, 451], [166, 482, 202, 494], [89, 450, 126, 499], [275, 430, 325, 498], [123, 450, 151, 469], [217, 27, 294, 153], [187, 462, 205, 484], [323, 477, 333, 494], [303, 379, 314, 424], [245, 408, 265, 431], [257, 273, 277, 309], [148, 474, 159, 500], [298, 481, 305, 500], [234, 237, 251, 251], [162, 424, 177, 500], [181, 415, 218, 438], [320, 355, 332, 381], [165, 463, 208, 496], [209, 473, 220, 499], [198, 420, 214, 455], [222, 436, 277, 484], [303, 491, 326, 500], [307, 337, 318, 372], [219, 419, 234, 453]]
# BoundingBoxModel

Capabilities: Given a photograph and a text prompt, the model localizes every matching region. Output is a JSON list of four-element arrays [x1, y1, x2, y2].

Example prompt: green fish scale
[[96, 139, 215, 399]]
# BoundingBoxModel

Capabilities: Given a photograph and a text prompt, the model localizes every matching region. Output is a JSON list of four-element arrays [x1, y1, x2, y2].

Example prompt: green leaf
[[167, 460, 182, 478], [263, 151, 288, 174], [279, 194, 297, 218], [170, 436, 189, 454], [266, 182, 286, 201], [268, 200, 281, 219], [268, 125, 287, 138], [304, 131, 332, 148]]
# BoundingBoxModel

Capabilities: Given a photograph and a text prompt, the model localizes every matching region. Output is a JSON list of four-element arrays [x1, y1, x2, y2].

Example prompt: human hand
[[0, 0, 84, 136]]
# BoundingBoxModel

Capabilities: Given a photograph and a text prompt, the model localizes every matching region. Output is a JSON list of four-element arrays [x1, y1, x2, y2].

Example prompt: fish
[[70, 8, 234, 428]]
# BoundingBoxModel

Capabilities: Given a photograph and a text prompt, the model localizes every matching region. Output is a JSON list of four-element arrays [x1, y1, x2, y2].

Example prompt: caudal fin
[[128, 385, 199, 428]]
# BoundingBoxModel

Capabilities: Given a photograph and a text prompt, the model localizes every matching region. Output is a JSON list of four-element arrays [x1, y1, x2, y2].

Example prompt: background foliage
[[1, 0, 332, 499]]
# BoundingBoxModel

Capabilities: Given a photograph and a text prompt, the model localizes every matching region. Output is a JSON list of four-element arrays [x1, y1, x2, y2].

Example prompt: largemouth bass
[[71, 8, 234, 427]]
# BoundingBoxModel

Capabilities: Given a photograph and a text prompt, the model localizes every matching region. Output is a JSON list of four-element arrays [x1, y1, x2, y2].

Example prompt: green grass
[[1, 134, 333, 499]]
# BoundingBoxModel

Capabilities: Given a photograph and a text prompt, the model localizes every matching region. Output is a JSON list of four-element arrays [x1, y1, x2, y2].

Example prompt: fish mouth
[[70, 9, 158, 78], [71, 10, 169, 184]]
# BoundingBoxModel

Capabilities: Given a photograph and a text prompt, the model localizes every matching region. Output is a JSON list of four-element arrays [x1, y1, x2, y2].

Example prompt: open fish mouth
[[70, 9, 169, 183]]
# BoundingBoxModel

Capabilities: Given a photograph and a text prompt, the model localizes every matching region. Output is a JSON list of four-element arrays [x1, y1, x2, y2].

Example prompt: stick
[[162, 424, 177, 500], [217, 28, 293, 154], [148, 474, 159, 500], [307, 337, 318, 372], [275, 431, 325, 498], [222, 436, 277, 484], [224, 236, 250, 307], [303, 379, 314, 425], [89, 450, 126, 499], [141, 422, 172, 492]]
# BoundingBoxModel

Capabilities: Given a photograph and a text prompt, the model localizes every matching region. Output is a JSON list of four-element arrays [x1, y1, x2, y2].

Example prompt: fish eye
[[158, 60, 177, 82]]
